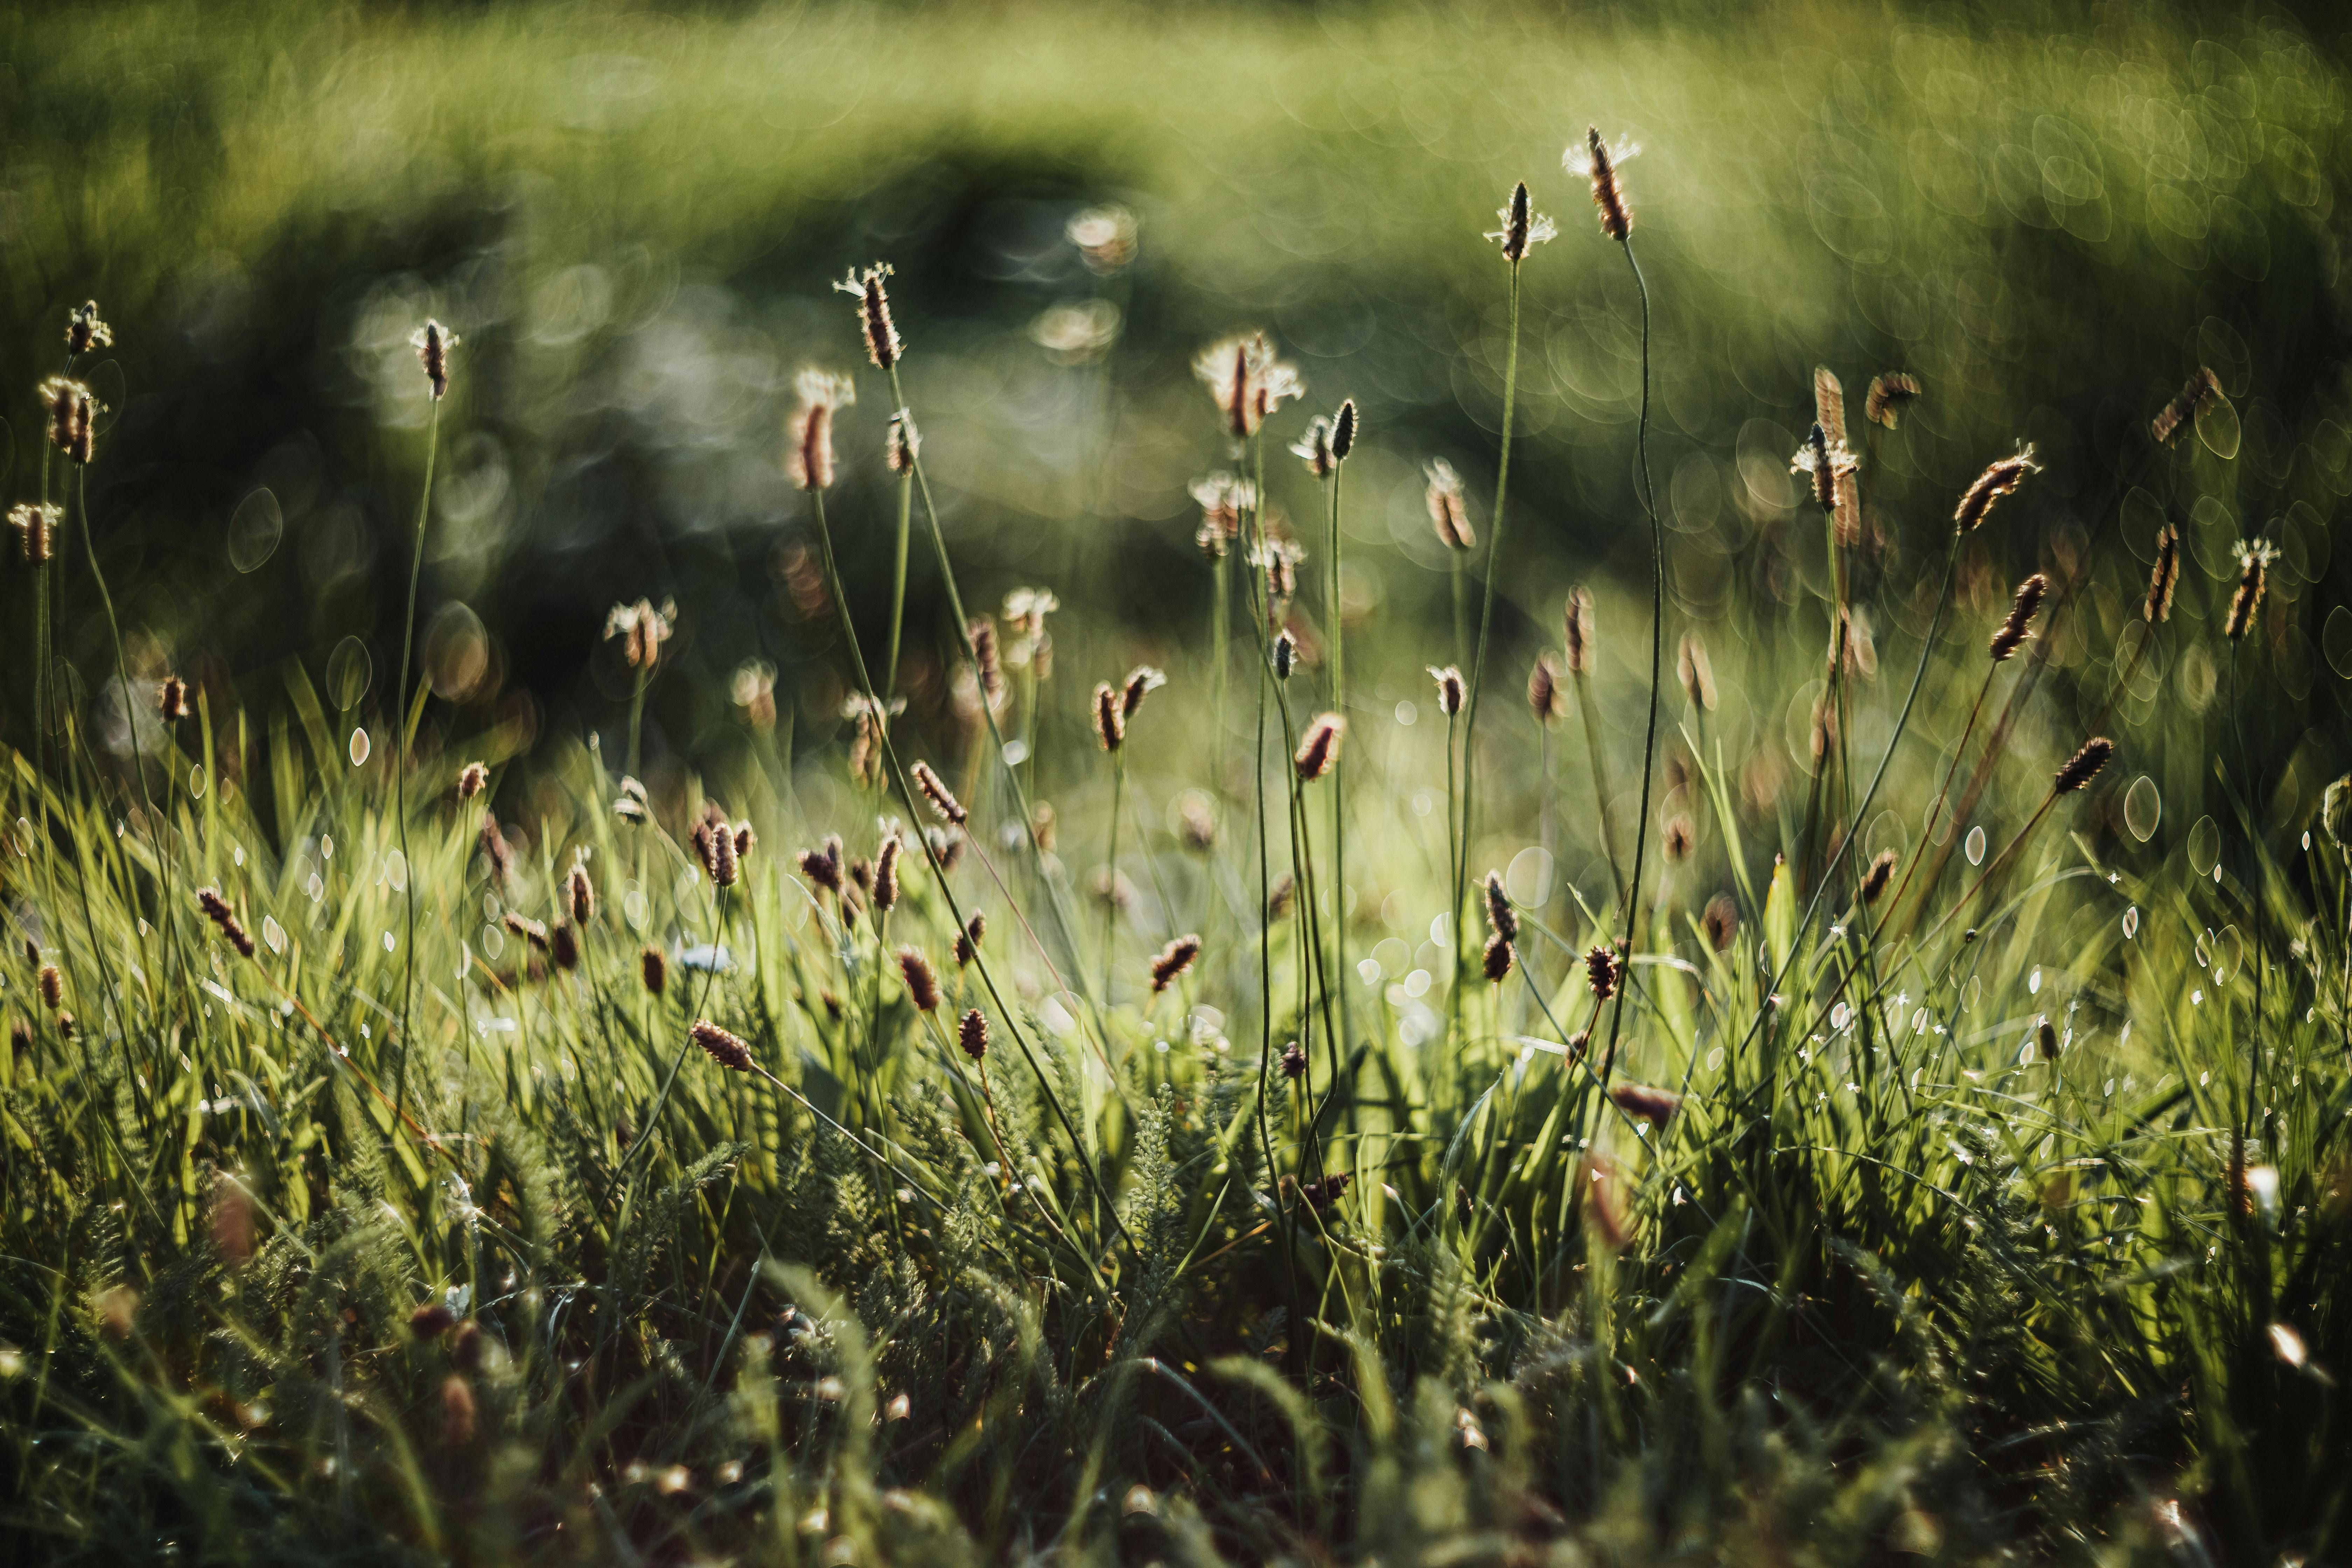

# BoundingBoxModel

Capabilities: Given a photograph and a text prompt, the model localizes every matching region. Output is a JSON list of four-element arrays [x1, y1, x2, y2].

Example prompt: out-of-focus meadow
[[8, 0, 2347, 805]]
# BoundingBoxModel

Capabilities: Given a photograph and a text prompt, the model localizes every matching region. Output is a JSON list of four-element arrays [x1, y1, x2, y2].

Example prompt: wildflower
[[1609, 1082, 1681, 1128], [969, 618, 1006, 710], [411, 320, 457, 400], [1527, 652, 1563, 722], [885, 407, 920, 474], [1425, 458, 1475, 550], [1483, 870, 1518, 943], [641, 945, 667, 996], [1429, 665, 1465, 717], [842, 692, 903, 792], [605, 598, 677, 670], [958, 1008, 989, 1061], [1273, 630, 1298, 680], [1485, 180, 1558, 262], [410, 1303, 457, 1339], [39, 965, 61, 1010], [1068, 205, 1139, 271], [456, 761, 488, 801], [1150, 934, 1202, 993], [568, 864, 595, 925], [1291, 416, 1336, 478], [1989, 574, 2048, 662], [924, 824, 964, 872], [1862, 850, 1897, 904], [503, 911, 550, 951], [1290, 1171, 1352, 1213], [2225, 538, 2274, 640], [1953, 445, 2040, 534], [2152, 367, 2219, 446], [1294, 713, 1345, 780], [786, 370, 856, 492], [8, 502, 59, 563], [2037, 1019, 2059, 1061], [733, 660, 778, 728], [2054, 737, 2115, 794], [692, 801, 739, 887], [692, 1020, 755, 1072], [159, 676, 190, 723], [1189, 472, 1252, 560], [1178, 798, 1218, 852], [1192, 332, 1303, 440], [1331, 399, 1358, 460], [897, 948, 940, 1012], [873, 833, 902, 916], [196, 887, 255, 959], [1563, 588, 1594, 676], [910, 760, 968, 826], [1483, 932, 1514, 982], [1004, 587, 1059, 646], [2145, 526, 2180, 623], [834, 263, 902, 370], [1279, 1040, 1307, 1080], [1092, 681, 1124, 751], [798, 834, 846, 895], [1254, 537, 1305, 603], [41, 378, 99, 465], [612, 774, 649, 823], [1585, 944, 1620, 1001], [479, 811, 514, 888], [1121, 665, 1166, 720], [65, 301, 113, 356], [954, 912, 986, 967], [1675, 633, 1716, 710], [1790, 422, 1857, 516], [1567, 127, 1638, 242], [550, 923, 580, 972], [1865, 371, 1921, 429]]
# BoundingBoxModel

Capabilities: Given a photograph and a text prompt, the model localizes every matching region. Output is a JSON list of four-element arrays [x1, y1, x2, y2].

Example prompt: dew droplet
[[386, 850, 407, 892], [2213, 925, 2243, 983], [1961, 975, 1982, 1012], [2029, 967, 2042, 994], [2195, 391, 2241, 460], [2123, 775, 2161, 841], [1912, 1007, 1928, 1034], [2122, 906, 2140, 939], [2195, 931, 2211, 967], [1965, 825, 1986, 866], [2188, 814, 2220, 875], [1706, 1045, 1725, 1071], [349, 727, 371, 767], [262, 915, 285, 954]]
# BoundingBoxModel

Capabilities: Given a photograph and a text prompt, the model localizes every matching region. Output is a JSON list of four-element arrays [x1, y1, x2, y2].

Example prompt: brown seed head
[[457, 761, 488, 801], [897, 947, 940, 1012], [1291, 416, 1335, 479], [1609, 1082, 1681, 1128], [1425, 459, 1475, 550], [39, 965, 62, 1010], [2152, 367, 2220, 446], [1483, 871, 1518, 942], [479, 811, 513, 888], [969, 618, 1005, 710], [605, 598, 677, 670], [1563, 588, 1595, 676], [2226, 539, 2274, 640], [873, 834, 902, 916], [786, 370, 854, 491], [502, 911, 550, 951], [441, 1374, 477, 1447], [1482, 932, 1515, 983], [41, 377, 98, 465], [1485, 180, 1556, 263], [1585, 944, 1620, 1001], [411, 320, 457, 400], [886, 407, 920, 474], [1954, 445, 2041, 534], [66, 300, 113, 356], [1527, 652, 1563, 722], [834, 263, 903, 370], [2146, 526, 2180, 623], [954, 912, 986, 967], [1150, 933, 1203, 993], [1273, 630, 1297, 680], [567, 864, 596, 925], [641, 945, 668, 996], [1989, 573, 2049, 662], [1579, 127, 1632, 241], [1864, 372, 1921, 429], [8, 502, 60, 563], [159, 676, 190, 723], [1331, 399, 1358, 461], [1266, 873, 1296, 922], [550, 923, 581, 972], [905, 760, 966, 826], [196, 886, 256, 959], [1092, 681, 1124, 751], [410, 1302, 456, 1339], [692, 1020, 755, 1072], [1429, 664, 1465, 717], [958, 1008, 989, 1061], [2054, 737, 2115, 794], [1279, 1040, 1307, 1080], [2037, 1019, 2059, 1062], [1676, 633, 1716, 710], [1122, 664, 1166, 720], [1861, 849, 1897, 904], [1663, 815, 1694, 863], [1580, 1152, 1629, 1249], [1193, 332, 1303, 439], [1701, 893, 1738, 952], [1178, 798, 1217, 852], [1293, 713, 1345, 781]]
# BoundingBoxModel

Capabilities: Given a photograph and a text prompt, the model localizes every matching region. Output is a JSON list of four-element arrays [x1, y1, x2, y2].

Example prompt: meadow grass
[[5, 4, 2352, 1564]]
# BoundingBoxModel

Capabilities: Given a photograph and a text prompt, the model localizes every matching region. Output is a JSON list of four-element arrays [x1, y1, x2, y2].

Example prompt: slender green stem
[[1103, 750, 1125, 1015], [1455, 261, 1521, 1022], [1325, 464, 1351, 1076], [625, 663, 648, 783], [393, 399, 441, 1116], [1600, 238, 1660, 1082], [886, 471, 912, 697]]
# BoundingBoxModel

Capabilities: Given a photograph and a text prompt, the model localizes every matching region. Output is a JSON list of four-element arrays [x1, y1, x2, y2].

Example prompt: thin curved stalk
[[392, 400, 441, 1116], [1455, 261, 1522, 1010]]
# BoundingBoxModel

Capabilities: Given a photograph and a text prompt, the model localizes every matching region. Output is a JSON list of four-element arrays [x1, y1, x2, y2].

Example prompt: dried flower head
[[1068, 205, 1139, 271], [958, 1007, 989, 1061], [1563, 588, 1595, 676], [1331, 399, 1358, 461], [196, 887, 255, 959], [692, 1020, 754, 1072], [1585, 944, 1620, 1000], [1676, 633, 1715, 710], [1425, 458, 1475, 551], [897, 763, 962, 833], [1121, 665, 1166, 720], [1485, 180, 1558, 263], [954, 912, 986, 967], [1527, 652, 1563, 722], [1294, 713, 1345, 780], [502, 911, 550, 951], [641, 944, 667, 996], [1253, 536, 1305, 605], [1989, 573, 2049, 662], [1483, 871, 1518, 943], [479, 811, 514, 888], [969, 617, 1006, 711], [411, 320, 457, 400], [1790, 422, 1858, 520], [1193, 332, 1303, 439], [456, 761, 488, 801], [897, 947, 940, 1012], [1429, 664, 1465, 717], [1291, 417, 1336, 479], [2054, 736, 2115, 794], [1273, 629, 1298, 680], [8, 502, 59, 563], [873, 833, 902, 916], [1861, 849, 1897, 904], [788, 369, 856, 492], [691, 801, 739, 887], [39, 965, 62, 1010], [1279, 1040, 1308, 1079], [731, 659, 778, 729], [605, 598, 678, 670], [66, 301, 113, 356], [1609, 1082, 1681, 1128], [41, 377, 99, 465], [1953, 444, 2041, 534], [565, 863, 595, 926], [1663, 815, 1694, 862], [1092, 681, 1124, 751], [1150, 933, 1203, 993], [613, 774, 649, 823], [550, 923, 581, 972], [798, 834, 846, 895], [2152, 367, 2220, 446], [159, 676, 190, 723], [1483, 933, 1514, 982], [842, 691, 903, 791], [2145, 526, 2181, 624], [1567, 127, 1638, 241], [2226, 538, 2274, 639], [1865, 372, 1921, 429], [1701, 893, 1738, 952], [1189, 472, 1252, 560], [834, 263, 902, 370]]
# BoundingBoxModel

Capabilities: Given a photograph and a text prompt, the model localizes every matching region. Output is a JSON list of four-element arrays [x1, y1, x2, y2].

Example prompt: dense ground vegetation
[[4, 2, 2352, 1563]]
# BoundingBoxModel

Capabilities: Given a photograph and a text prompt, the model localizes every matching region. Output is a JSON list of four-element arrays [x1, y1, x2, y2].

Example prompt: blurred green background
[[5, 0, 2350, 825]]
